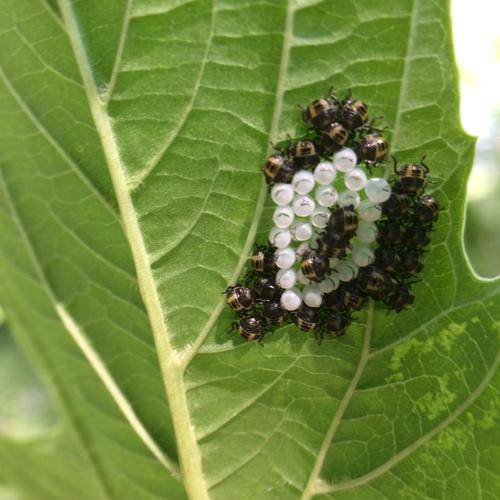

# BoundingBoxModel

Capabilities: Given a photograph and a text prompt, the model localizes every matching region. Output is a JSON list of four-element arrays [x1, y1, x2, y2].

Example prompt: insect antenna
[[363, 116, 385, 133], [420, 155, 430, 173]]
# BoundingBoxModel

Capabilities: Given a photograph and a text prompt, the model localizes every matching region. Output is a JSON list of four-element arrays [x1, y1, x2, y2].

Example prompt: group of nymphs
[[225, 87, 440, 343]]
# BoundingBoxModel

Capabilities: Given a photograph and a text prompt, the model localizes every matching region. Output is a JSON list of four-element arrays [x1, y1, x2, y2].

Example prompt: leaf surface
[[0, 0, 498, 498]]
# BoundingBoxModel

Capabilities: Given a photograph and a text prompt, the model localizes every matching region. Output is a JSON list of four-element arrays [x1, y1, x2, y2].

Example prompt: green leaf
[[0, 0, 498, 498]]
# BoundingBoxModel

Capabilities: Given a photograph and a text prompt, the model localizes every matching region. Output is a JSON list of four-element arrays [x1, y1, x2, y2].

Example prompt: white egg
[[332, 148, 357, 172], [295, 243, 311, 257], [292, 221, 313, 241], [314, 161, 337, 185], [337, 190, 360, 208], [365, 177, 391, 203], [280, 288, 303, 311], [268, 226, 292, 248], [297, 269, 311, 285], [275, 246, 296, 269], [273, 205, 294, 228], [344, 168, 367, 191], [333, 260, 359, 282], [356, 221, 377, 244], [310, 207, 330, 228], [276, 268, 297, 289], [271, 183, 294, 206], [303, 284, 323, 308], [351, 245, 375, 267], [292, 170, 315, 195], [315, 185, 338, 207], [318, 278, 336, 294], [329, 257, 339, 268], [358, 200, 382, 222], [328, 274, 341, 291], [292, 195, 315, 217]]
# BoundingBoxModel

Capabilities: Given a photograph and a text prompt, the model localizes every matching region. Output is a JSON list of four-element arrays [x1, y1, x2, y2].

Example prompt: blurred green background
[[0, 0, 499, 453]]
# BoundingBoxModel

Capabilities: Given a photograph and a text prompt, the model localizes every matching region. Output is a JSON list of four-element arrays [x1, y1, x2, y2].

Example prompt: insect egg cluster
[[225, 87, 440, 343]]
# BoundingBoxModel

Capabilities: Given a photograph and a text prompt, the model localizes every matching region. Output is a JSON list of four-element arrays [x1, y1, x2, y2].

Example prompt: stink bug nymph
[[319, 122, 349, 153], [232, 315, 266, 342], [382, 192, 412, 219], [316, 230, 347, 258], [357, 133, 388, 165], [262, 154, 295, 185], [340, 96, 369, 130], [399, 250, 424, 276], [328, 206, 359, 239], [300, 252, 329, 282], [342, 283, 366, 310], [375, 247, 401, 273], [404, 226, 432, 249], [225, 285, 255, 311], [386, 284, 415, 313], [376, 223, 406, 246], [302, 92, 340, 131], [413, 194, 440, 224], [393, 156, 429, 194], [291, 140, 320, 169], [254, 277, 281, 302], [251, 246, 277, 275], [323, 289, 349, 312], [324, 313, 351, 337], [293, 305, 319, 332], [357, 266, 391, 297], [262, 301, 287, 327]]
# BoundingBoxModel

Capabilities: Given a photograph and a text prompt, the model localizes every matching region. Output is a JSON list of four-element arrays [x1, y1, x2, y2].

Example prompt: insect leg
[[391, 155, 399, 175]]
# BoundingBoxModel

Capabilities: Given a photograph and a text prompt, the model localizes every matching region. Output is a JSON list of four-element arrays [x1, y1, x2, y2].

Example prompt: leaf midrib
[[57, 1, 212, 498]]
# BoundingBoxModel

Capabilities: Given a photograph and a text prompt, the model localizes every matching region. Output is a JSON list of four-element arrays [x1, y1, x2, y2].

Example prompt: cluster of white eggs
[[268, 147, 392, 312]]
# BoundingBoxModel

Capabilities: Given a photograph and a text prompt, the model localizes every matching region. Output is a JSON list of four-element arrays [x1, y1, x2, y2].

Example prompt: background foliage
[[0, 0, 498, 499]]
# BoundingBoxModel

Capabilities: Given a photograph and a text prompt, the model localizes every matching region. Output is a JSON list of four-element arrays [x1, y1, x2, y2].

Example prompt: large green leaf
[[0, 0, 498, 498]]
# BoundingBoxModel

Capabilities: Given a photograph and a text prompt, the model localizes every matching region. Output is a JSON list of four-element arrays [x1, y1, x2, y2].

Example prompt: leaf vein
[[0, 66, 119, 222], [301, 301, 374, 499], [128, 1, 216, 189], [104, 0, 133, 105], [181, 0, 295, 369], [314, 352, 499, 494]]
